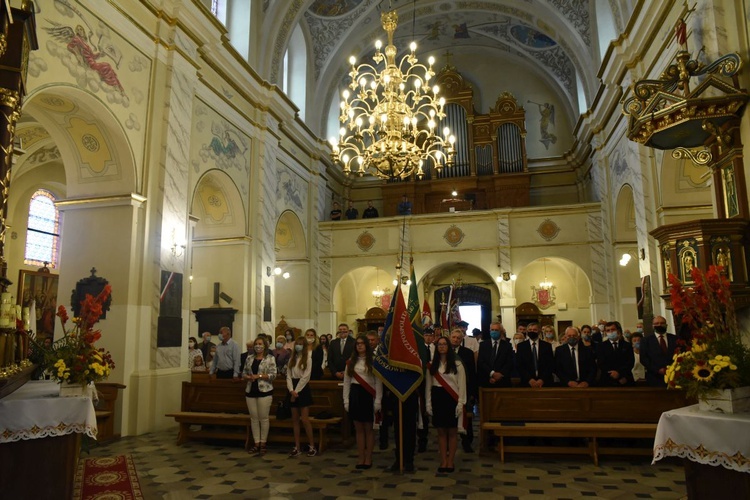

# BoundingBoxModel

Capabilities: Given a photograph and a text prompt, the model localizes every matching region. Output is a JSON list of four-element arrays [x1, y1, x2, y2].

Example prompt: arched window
[[24, 189, 61, 268]]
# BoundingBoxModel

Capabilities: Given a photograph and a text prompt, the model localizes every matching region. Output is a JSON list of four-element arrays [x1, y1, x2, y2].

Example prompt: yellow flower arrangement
[[665, 266, 749, 400], [40, 286, 115, 387]]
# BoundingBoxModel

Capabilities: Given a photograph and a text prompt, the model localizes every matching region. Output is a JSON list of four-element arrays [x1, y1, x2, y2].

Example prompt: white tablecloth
[[0, 380, 98, 443], [653, 404, 750, 472]]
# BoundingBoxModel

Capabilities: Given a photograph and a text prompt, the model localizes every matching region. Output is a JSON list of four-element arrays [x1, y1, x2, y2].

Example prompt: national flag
[[422, 299, 433, 328], [407, 263, 428, 366], [374, 285, 424, 401], [440, 286, 453, 328]]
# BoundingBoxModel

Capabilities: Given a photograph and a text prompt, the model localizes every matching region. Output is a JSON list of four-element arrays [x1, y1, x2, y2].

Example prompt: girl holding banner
[[343, 335, 383, 469], [425, 336, 466, 473]]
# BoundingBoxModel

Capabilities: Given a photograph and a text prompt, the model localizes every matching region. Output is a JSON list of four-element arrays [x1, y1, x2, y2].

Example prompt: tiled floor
[[83, 430, 687, 499]]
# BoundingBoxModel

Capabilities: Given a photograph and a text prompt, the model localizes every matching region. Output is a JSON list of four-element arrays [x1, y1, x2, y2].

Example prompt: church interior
[[1, 0, 750, 497]]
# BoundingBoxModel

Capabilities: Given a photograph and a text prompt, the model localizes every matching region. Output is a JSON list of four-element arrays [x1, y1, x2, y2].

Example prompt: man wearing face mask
[[199, 332, 216, 361], [554, 327, 596, 387], [595, 321, 635, 386], [630, 331, 646, 383], [639, 315, 678, 387], [515, 322, 554, 388], [477, 322, 512, 388], [210, 326, 241, 380]]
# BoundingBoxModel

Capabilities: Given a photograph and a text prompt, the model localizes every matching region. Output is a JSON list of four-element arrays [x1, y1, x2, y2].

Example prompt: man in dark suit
[[596, 321, 635, 386], [515, 322, 554, 387], [555, 326, 597, 387], [328, 323, 355, 379], [477, 322, 512, 387], [640, 315, 678, 387], [450, 328, 477, 452]]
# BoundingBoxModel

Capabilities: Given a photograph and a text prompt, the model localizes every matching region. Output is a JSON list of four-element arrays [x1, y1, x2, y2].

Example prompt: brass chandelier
[[330, 11, 456, 180]]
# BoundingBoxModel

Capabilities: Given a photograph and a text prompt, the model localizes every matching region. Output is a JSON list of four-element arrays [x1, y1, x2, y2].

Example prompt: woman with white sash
[[343, 334, 383, 469], [426, 335, 466, 473]]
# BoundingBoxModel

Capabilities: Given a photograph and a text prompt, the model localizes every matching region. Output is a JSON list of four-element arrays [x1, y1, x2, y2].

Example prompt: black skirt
[[431, 386, 459, 428], [289, 378, 313, 408], [348, 383, 374, 422]]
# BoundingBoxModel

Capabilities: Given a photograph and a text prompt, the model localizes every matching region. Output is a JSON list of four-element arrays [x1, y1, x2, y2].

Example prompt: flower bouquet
[[665, 266, 750, 411], [42, 285, 115, 390]]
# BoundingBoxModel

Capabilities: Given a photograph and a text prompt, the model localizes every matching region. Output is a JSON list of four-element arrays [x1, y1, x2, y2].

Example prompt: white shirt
[[343, 357, 383, 407], [425, 359, 467, 411], [463, 336, 479, 353], [286, 351, 312, 393]]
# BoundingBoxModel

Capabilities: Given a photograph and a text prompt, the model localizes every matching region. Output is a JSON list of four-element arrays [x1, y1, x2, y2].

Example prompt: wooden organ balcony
[[382, 66, 531, 216]]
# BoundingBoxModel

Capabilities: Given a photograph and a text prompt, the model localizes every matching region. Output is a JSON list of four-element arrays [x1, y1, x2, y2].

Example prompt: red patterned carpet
[[74, 454, 143, 500]]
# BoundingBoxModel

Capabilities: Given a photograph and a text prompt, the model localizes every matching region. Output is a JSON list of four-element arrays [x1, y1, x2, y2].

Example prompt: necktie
[[492, 341, 499, 363], [341, 339, 345, 355], [613, 341, 618, 350], [659, 335, 668, 354], [571, 347, 579, 380], [532, 342, 538, 376]]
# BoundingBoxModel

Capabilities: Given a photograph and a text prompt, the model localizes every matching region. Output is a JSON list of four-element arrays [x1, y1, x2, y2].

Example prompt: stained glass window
[[24, 189, 60, 268]]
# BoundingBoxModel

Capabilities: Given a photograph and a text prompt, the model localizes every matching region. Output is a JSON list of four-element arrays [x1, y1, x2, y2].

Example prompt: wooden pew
[[479, 387, 692, 465], [94, 382, 126, 443], [165, 379, 346, 452]]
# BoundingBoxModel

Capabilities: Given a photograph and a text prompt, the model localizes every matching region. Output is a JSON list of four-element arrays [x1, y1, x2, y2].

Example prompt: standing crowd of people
[[186, 315, 676, 472]]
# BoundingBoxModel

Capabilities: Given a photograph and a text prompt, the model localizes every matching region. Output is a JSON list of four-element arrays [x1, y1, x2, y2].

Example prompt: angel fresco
[[200, 122, 249, 173], [44, 20, 126, 96], [529, 101, 557, 150]]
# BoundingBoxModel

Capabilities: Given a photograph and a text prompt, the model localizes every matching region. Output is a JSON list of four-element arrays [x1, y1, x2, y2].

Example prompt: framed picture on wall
[[17, 268, 59, 340]]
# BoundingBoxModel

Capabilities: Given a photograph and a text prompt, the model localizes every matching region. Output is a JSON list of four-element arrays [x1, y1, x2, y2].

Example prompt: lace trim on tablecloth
[[653, 438, 750, 473], [0, 422, 97, 443]]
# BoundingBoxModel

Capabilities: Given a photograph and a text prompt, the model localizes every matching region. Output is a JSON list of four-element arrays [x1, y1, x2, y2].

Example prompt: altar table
[[653, 404, 750, 499], [0, 380, 98, 499]]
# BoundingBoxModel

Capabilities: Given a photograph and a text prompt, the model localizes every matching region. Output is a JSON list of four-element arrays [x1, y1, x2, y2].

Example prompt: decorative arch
[[275, 210, 307, 260], [282, 22, 309, 121], [22, 85, 138, 197], [513, 257, 592, 317], [191, 169, 246, 239], [614, 184, 636, 243], [332, 266, 394, 325]]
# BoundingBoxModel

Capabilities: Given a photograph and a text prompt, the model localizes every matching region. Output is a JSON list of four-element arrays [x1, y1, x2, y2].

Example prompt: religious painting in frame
[[17, 268, 59, 340], [157, 270, 182, 348]]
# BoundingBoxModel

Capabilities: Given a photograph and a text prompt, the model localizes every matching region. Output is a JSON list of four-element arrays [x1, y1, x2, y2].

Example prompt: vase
[[698, 386, 750, 414], [58, 381, 88, 397]]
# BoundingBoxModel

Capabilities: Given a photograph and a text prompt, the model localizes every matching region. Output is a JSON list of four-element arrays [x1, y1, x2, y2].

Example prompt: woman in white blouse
[[243, 337, 277, 456], [343, 335, 383, 469], [426, 336, 466, 473], [286, 336, 316, 457]]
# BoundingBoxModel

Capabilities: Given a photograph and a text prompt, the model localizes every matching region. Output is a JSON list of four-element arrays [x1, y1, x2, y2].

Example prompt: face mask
[[512, 339, 519, 346], [567, 337, 579, 346], [490, 331, 501, 341], [527, 331, 539, 340], [294, 345, 303, 353], [654, 325, 667, 334], [607, 332, 619, 342], [633, 341, 641, 349], [189, 342, 195, 348], [545, 333, 555, 340], [636, 328, 643, 333], [276, 342, 284, 349], [254, 345, 264, 353], [286, 336, 293, 342], [624, 333, 631, 340], [582, 334, 591, 342], [306, 337, 315, 344], [598, 324, 606, 331]]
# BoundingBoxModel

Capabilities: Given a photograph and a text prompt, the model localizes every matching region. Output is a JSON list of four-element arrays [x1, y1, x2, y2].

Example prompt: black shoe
[[437, 467, 447, 473], [356, 464, 366, 470], [417, 443, 427, 453], [379, 441, 388, 450], [462, 444, 474, 453], [404, 463, 415, 473], [388, 461, 400, 472]]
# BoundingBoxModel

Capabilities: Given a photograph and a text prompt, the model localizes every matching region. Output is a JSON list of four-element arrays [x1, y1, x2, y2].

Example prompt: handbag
[[276, 394, 292, 420]]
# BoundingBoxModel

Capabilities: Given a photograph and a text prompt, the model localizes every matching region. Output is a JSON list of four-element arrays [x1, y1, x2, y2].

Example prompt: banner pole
[[399, 399, 404, 473]]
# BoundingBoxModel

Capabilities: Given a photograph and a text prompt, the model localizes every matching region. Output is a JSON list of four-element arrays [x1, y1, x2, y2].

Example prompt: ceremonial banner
[[422, 299, 433, 328], [407, 265, 428, 366], [374, 285, 424, 401]]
